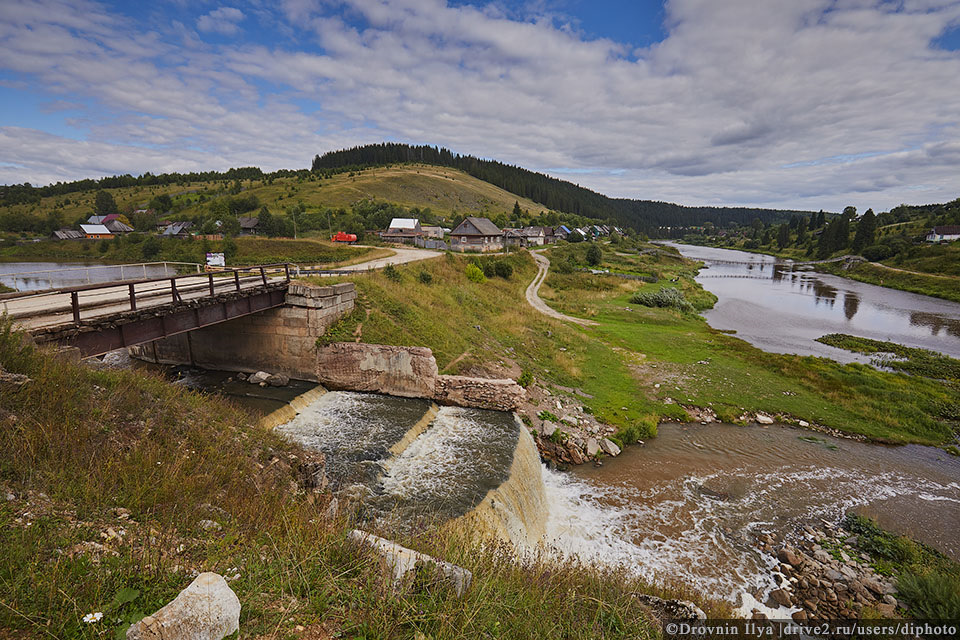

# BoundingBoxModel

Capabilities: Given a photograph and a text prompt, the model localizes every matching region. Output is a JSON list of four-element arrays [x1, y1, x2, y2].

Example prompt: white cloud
[[1, 0, 959, 213], [196, 6, 245, 35]]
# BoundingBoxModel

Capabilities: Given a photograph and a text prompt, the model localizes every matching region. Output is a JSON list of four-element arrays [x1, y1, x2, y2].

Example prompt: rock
[[568, 444, 585, 465], [813, 549, 832, 563], [599, 438, 621, 457], [633, 594, 706, 623], [248, 371, 271, 384], [541, 421, 557, 437], [349, 530, 471, 596], [778, 547, 802, 566], [803, 599, 818, 612], [235, 372, 247, 381], [844, 535, 859, 545], [198, 519, 221, 532], [126, 572, 240, 640], [316, 343, 438, 399], [435, 375, 525, 411], [755, 414, 774, 425], [798, 420, 809, 427], [586, 438, 600, 457], [862, 578, 885, 596], [791, 610, 807, 623], [825, 569, 843, 582], [770, 589, 792, 607], [266, 373, 290, 387], [876, 603, 896, 617], [883, 594, 897, 607]]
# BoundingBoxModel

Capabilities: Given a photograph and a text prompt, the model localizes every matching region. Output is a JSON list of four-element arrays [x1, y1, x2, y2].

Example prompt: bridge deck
[[2, 264, 291, 357]]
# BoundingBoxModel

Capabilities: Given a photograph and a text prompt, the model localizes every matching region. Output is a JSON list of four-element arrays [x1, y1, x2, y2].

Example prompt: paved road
[[298, 246, 442, 275], [526, 251, 597, 326]]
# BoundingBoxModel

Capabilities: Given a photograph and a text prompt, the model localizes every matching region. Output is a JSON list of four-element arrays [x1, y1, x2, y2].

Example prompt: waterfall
[[275, 393, 550, 549]]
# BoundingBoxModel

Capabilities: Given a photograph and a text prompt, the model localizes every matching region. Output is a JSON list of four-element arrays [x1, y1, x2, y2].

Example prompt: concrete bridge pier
[[130, 282, 356, 381]]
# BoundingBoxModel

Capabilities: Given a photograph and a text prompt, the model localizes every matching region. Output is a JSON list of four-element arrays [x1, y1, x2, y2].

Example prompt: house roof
[[52, 229, 84, 240], [105, 220, 134, 233], [557, 225, 571, 234], [389, 218, 420, 230], [162, 221, 194, 235], [521, 226, 544, 237], [931, 225, 960, 235], [451, 216, 501, 236], [238, 216, 259, 229], [87, 214, 121, 224], [80, 224, 111, 235]]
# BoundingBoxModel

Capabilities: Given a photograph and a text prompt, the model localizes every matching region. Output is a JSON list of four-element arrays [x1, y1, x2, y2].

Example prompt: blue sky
[[1, 0, 960, 212]]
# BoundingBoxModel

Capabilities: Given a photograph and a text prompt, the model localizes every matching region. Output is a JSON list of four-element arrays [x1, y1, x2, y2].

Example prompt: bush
[[586, 244, 602, 266], [862, 244, 893, 261], [98, 239, 110, 254], [141, 236, 161, 259], [494, 261, 513, 279], [482, 261, 496, 278], [418, 270, 433, 284], [465, 263, 486, 283], [537, 410, 559, 422], [896, 571, 960, 619], [629, 287, 695, 313], [517, 371, 533, 388], [384, 264, 401, 282]]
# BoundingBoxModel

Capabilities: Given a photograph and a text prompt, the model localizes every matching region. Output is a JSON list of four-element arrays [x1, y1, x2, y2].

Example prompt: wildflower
[[82, 612, 103, 624]]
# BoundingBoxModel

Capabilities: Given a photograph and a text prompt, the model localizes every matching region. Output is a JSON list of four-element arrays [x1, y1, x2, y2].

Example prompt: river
[[661, 242, 960, 362], [0, 261, 184, 292]]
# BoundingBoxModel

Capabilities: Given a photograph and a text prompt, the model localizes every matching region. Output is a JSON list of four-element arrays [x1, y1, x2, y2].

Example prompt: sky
[[1, 0, 960, 213]]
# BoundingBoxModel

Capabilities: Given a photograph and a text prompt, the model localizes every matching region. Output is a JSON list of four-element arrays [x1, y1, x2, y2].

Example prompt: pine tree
[[777, 223, 791, 249], [851, 209, 876, 254], [94, 190, 119, 216]]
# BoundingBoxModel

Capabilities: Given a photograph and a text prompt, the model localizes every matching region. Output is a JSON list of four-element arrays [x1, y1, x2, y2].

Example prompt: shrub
[[537, 410, 559, 422], [862, 244, 893, 261], [384, 264, 401, 282], [629, 287, 695, 313], [418, 270, 433, 284], [494, 261, 513, 279], [586, 243, 602, 266], [465, 263, 486, 283], [896, 571, 960, 619], [98, 239, 110, 253], [517, 371, 533, 388], [481, 261, 496, 278]]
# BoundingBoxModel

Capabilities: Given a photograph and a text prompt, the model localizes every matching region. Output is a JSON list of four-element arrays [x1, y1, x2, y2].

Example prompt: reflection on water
[[665, 243, 960, 360], [545, 422, 960, 603]]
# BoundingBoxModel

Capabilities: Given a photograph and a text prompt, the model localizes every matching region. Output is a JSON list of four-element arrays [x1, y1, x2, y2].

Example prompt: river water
[[0, 261, 181, 291], [551, 422, 960, 604], [662, 242, 960, 362]]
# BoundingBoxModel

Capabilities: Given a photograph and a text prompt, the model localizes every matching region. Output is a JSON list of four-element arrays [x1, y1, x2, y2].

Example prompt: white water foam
[[541, 462, 960, 606]]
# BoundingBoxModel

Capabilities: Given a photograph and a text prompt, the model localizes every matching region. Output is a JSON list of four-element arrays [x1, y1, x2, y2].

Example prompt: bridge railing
[[2, 263, 292, 326]]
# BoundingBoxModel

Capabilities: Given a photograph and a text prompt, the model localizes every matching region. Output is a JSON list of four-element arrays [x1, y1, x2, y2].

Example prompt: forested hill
[[312, 143, 817, 232]]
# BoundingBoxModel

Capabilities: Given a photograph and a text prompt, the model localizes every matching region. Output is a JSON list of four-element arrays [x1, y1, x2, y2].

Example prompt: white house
[[926, 226, 960, 243]]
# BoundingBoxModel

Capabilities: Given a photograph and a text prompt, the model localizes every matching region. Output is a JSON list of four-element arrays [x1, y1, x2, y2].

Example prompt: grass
[[816, 333, 960, 381], [843, 514, 960, 619], [0, 235, 376, 268], [536, 242, 958, 445], [0, 319, 725, 639]]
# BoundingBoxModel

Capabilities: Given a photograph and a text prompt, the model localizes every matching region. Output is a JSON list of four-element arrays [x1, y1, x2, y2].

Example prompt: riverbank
[[0, 321, 719, 638]]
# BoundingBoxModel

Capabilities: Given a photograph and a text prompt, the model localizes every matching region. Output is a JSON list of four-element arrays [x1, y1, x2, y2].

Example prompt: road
[[297, 246, 442, 275], [526, 251, 597, 326]]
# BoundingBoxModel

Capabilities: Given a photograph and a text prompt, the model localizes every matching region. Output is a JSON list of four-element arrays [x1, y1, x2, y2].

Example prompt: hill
[[312, 143, 818, 232]]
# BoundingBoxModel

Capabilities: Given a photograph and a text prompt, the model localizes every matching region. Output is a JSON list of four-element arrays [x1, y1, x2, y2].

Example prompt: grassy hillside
[[1, 165, 545, 230]]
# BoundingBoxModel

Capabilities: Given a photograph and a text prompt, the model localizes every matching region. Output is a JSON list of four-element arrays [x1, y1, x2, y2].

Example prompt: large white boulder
[[126, 572, 240, 640]]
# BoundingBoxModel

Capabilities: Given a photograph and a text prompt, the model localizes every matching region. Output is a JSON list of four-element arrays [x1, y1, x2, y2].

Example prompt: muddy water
[[545, 422, 960, 603]]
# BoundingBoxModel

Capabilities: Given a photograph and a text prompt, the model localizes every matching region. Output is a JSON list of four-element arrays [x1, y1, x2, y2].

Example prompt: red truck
[[331, 231, 358, 243]]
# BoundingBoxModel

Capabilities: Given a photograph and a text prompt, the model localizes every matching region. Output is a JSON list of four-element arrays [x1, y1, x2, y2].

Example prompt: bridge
[[2, 264, 292, 358]]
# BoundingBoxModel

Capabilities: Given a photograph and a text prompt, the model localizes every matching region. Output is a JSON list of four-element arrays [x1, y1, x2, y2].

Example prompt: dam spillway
[[274, 390, 549, 549]]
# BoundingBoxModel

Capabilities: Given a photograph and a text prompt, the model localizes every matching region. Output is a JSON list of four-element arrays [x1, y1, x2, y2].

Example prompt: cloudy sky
[[1, 0, 959, 212]]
